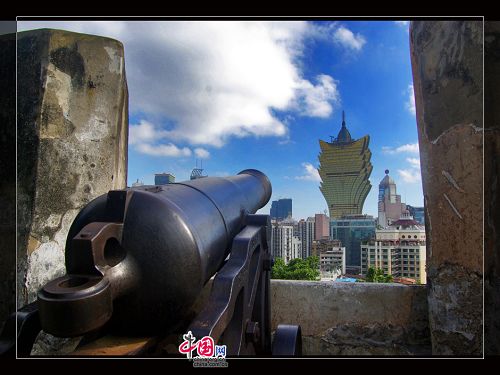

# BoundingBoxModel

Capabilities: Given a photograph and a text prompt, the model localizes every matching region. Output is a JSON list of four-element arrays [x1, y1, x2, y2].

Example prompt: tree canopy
[[365, 266, 393, 283], [271, 256, 320, 281]]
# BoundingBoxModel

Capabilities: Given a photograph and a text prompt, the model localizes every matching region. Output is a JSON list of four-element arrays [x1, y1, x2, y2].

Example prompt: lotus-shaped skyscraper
[[318, 111, 372, 219]]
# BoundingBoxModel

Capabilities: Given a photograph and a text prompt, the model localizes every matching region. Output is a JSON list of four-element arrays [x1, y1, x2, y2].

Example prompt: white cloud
[[136, 143, 192, 157], [129, 120, 208, 158], [295, 162, 321, 182], [194, 148, 210, 159], [296, 74, 340, 117], [406, 157, 420, 169], [307, 23, 367, 53], [333, 26, 366, 51], [129, 119, 167, 145], [398, 169, 421, 183], [382, 142, 419, 155], [396, 156, 421, 184], [406, 84, 416, 115], [18, 21, 342, 147], [395, 21, 410, 27]]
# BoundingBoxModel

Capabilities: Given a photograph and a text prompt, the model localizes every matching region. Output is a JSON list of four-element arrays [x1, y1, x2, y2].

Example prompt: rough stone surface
[[484, 21, 500, 356], [0, 31, 16, 328], [271, 280, 430, 355], [410, 21, 483, 355], [426, 265, 482, 355], [17, 29, 129, 307]]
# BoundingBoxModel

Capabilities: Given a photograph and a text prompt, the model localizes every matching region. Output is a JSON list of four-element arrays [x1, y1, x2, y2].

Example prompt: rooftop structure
[[154, 173, 175, 185]]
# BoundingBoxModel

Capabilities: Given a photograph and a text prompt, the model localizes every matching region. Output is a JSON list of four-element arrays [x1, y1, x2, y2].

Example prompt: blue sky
[[18, 20, 423, 220]]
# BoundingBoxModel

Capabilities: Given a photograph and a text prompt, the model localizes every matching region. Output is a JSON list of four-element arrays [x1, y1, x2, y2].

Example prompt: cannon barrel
[[37, 169, 272, 337]]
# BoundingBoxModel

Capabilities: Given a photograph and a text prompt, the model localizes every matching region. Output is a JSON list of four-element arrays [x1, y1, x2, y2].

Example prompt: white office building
[[298, 217, 315, 259], [361, 211, 426, 284], [271, 219, 302, 264]]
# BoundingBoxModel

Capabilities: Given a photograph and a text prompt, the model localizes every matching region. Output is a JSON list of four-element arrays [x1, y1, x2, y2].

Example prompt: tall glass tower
[[270, 198, 292, 221], [330, 214, 376, 272], [318, 111, 373, 219]]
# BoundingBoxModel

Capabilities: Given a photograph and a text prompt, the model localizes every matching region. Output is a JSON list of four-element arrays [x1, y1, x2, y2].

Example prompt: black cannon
[[1, 169, 301, 357]]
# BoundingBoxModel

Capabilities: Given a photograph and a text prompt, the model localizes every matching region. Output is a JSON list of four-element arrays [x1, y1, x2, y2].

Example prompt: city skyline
[[18, 20, 424, 220]]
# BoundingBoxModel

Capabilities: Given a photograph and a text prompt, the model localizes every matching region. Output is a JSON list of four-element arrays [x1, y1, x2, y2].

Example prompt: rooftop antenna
[[330, 110, 346, 143]]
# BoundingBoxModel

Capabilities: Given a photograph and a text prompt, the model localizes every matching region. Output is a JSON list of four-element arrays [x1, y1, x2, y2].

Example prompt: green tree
[[366, 267, 376, 282], [305, 255, 319, 271], [364, 266, 393, 283], [384, 273, 394, 283], [271, 257, 287, 279], [271, 256, 320, 281]]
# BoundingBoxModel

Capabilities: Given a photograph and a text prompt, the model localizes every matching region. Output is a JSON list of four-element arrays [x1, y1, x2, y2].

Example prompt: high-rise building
[[318, 111, 373, 219], [271, 219, 301, 264], [330, 214, 376, 274], [406, 205, 425, 226], [378, 170, 406, 228], [312, 239, 346, 278], [291, 236, 302, 264], [314, 213, 329, 240], [298, 217, 315, 259], [361, 211, 427, 284], [155, 173, 175, 185], [270, 198, 292, 221]]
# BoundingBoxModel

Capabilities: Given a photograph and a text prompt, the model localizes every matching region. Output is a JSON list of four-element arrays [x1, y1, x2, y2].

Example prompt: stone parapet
[[271, 280, 430, 355], [17, 29, 129, 306]]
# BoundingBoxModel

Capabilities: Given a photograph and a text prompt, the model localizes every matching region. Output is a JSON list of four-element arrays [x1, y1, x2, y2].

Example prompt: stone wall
[[485, 21, 500, 356], [271, 280, 430, 355], [17, 29, 129, 307], [410, 21, 483, 355]]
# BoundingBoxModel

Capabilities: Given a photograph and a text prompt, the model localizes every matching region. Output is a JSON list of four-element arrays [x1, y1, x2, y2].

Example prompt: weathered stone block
[[271, 280, 430, 355], [17, 29, 128, 307], [410, 20, 483, 355]]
